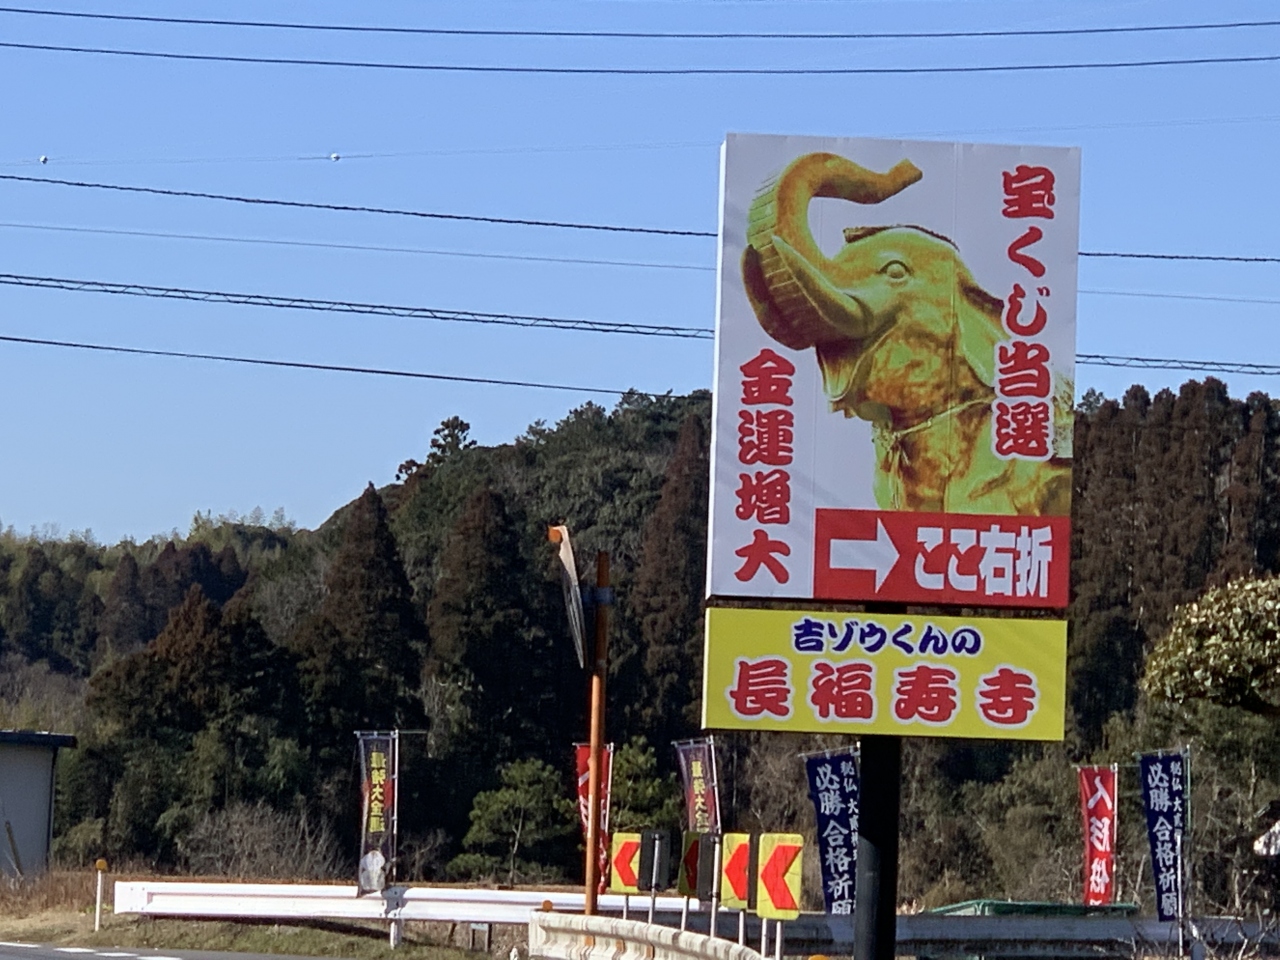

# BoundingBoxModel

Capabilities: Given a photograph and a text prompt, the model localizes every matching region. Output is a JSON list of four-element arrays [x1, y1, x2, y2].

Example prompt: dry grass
[[0, 871, 517, 960], [0, 868, 101, 917]]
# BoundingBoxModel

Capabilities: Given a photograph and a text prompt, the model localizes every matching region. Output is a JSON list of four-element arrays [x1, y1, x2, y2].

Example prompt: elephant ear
[[956, 279, 1006, 388], [742, 245, 812, 351]]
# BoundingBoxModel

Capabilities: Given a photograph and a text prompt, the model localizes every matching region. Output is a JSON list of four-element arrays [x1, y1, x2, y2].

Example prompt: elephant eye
[[880, 260, 910, 281]]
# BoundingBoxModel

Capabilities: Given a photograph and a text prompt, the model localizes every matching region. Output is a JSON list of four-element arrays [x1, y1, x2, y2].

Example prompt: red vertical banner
[[1078, 764, 1117, 905], [575, 742, 613, 890]]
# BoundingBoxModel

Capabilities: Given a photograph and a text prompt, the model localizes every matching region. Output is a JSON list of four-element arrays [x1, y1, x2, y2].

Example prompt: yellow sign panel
[[609, 832, 642, 894], [720, 833, 752, 909], [702, 607, 1065, 741], [756, 833, 803, 920]]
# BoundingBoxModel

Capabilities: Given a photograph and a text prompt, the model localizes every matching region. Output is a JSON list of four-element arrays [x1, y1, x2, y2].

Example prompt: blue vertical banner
[[804, 751, 859, 914], [1139, 751, 1188, 922]]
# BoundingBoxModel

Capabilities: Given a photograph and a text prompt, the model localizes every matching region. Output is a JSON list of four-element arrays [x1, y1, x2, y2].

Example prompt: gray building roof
[[0, 731, 77, 749]]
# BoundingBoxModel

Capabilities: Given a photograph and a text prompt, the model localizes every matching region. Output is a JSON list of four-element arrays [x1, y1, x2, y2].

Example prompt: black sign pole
[[854, 734, 900, 960]]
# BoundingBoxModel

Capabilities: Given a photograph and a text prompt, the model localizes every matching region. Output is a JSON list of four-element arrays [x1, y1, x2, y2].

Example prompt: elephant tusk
[[771, 235, 880, 340]]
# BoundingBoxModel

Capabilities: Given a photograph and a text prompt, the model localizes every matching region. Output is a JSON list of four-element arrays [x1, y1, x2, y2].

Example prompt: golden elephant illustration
[[741, 151, 1072, 517]]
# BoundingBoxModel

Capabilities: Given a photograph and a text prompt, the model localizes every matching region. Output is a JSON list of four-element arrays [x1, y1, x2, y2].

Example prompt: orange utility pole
[[583, 551, 610, 914]]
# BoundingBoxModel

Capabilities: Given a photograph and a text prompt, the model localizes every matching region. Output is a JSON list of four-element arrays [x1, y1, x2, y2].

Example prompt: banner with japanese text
[[1078, 765, 1117, 906], [805, 752, 859, 914], [708, 134, 1079, 609], [702, 606, 1065, 740], [356, 732, 396, 896], [575, 742, 613, 890], [674, 738, 721, 834], [1140, 752, 1188, 922]]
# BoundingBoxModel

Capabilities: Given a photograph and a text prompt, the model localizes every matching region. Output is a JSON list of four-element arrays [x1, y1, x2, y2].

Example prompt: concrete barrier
[[529, 912, 764, 960]]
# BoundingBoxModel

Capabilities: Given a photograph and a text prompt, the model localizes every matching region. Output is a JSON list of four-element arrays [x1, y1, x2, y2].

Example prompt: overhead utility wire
[[3, 7, 1277, 40], [7, 269, 1280, 327], [0, 332, 1273, 387], [4, 39, 1280, 74], [7, 273, 1280, 367], [0, 333, 645, 396], [0, 222, 710, 272], [0, 173, 707, 237], [10, 114, 1280, 169], [4, 173, 1279, 264], [15, 225, 1280, 289], [1080, 250, 1280, 264], [1077, 354, 1280, 376], [0, 273, 714, 339]]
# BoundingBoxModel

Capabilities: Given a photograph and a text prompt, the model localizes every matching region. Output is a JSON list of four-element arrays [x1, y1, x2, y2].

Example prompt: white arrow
[[828, 519, 900, 591]]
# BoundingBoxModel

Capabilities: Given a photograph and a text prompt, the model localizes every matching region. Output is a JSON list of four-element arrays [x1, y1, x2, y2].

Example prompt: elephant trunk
[[744, 152, 922, 349]]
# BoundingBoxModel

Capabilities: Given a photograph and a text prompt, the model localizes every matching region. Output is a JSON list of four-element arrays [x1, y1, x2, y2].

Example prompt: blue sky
[[1, 0, 1279, 543]]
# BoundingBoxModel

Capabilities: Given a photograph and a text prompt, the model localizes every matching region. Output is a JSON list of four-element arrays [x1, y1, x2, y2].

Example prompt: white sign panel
[[707, 133, 1080, 605]]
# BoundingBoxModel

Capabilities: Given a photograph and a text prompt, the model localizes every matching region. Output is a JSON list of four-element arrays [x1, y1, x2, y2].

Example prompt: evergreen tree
[[447, 758, 577, 884], [630, 415, 709, 748], [425, 487, 570, 761], [427, 416, 477, 467], [1, 545, 99, 673], [86, 585, 303, 856], [608, 736, 681, 832], [320, 484, 424, 689], [289, 484, 426, 758], [139, 541, 247, 639], [97, 552, 149, 659]]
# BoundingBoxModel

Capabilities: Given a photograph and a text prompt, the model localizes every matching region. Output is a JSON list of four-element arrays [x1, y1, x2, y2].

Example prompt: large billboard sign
[[707, 134, 1080, 608], [702, 607, 1066, 741]]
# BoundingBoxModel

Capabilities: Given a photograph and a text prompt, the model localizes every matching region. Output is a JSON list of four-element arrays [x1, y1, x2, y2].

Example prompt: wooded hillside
[[3, 380, 1280, 913]]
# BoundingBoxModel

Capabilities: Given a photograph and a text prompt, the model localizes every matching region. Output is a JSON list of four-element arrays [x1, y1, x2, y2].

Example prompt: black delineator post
[[854, 734, 901, 960]]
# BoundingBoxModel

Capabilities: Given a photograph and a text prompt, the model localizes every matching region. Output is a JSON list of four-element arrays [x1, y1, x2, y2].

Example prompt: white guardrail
[[114, 882, 696, 926]]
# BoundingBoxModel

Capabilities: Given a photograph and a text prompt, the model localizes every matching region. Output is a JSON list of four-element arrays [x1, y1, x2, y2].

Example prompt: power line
[[4, 38, 1280, 74], [7, 173, 1280, 264], [0, 329, 1272, 390], [1081, 288, 1280, 307], [7, 174, 1280, 267], [0, 221, 712, 272], [0, 140, 714, 168], [9, 113, 1280, 169], [3, 6, 1278, 40], [1079, 250, 1280, 264], [1077, 354, 1280, 376], [0, 333, 653, 396], [0, 273, 715, 339], [15, 224, 1280, 289], [0, 173, 713, 237], [9, 248, 1280, 320]]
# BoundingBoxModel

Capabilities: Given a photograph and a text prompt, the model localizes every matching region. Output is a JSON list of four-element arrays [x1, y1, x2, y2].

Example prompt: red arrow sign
[[814, 508, 1070, 609], [760, 843, 801, 911], [613, 839, 640, 888], [723, 840, 750, 900]]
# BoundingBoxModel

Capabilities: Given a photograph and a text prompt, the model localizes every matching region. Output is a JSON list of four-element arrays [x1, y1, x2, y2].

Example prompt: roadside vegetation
[[4, 380, 1280, 917]]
